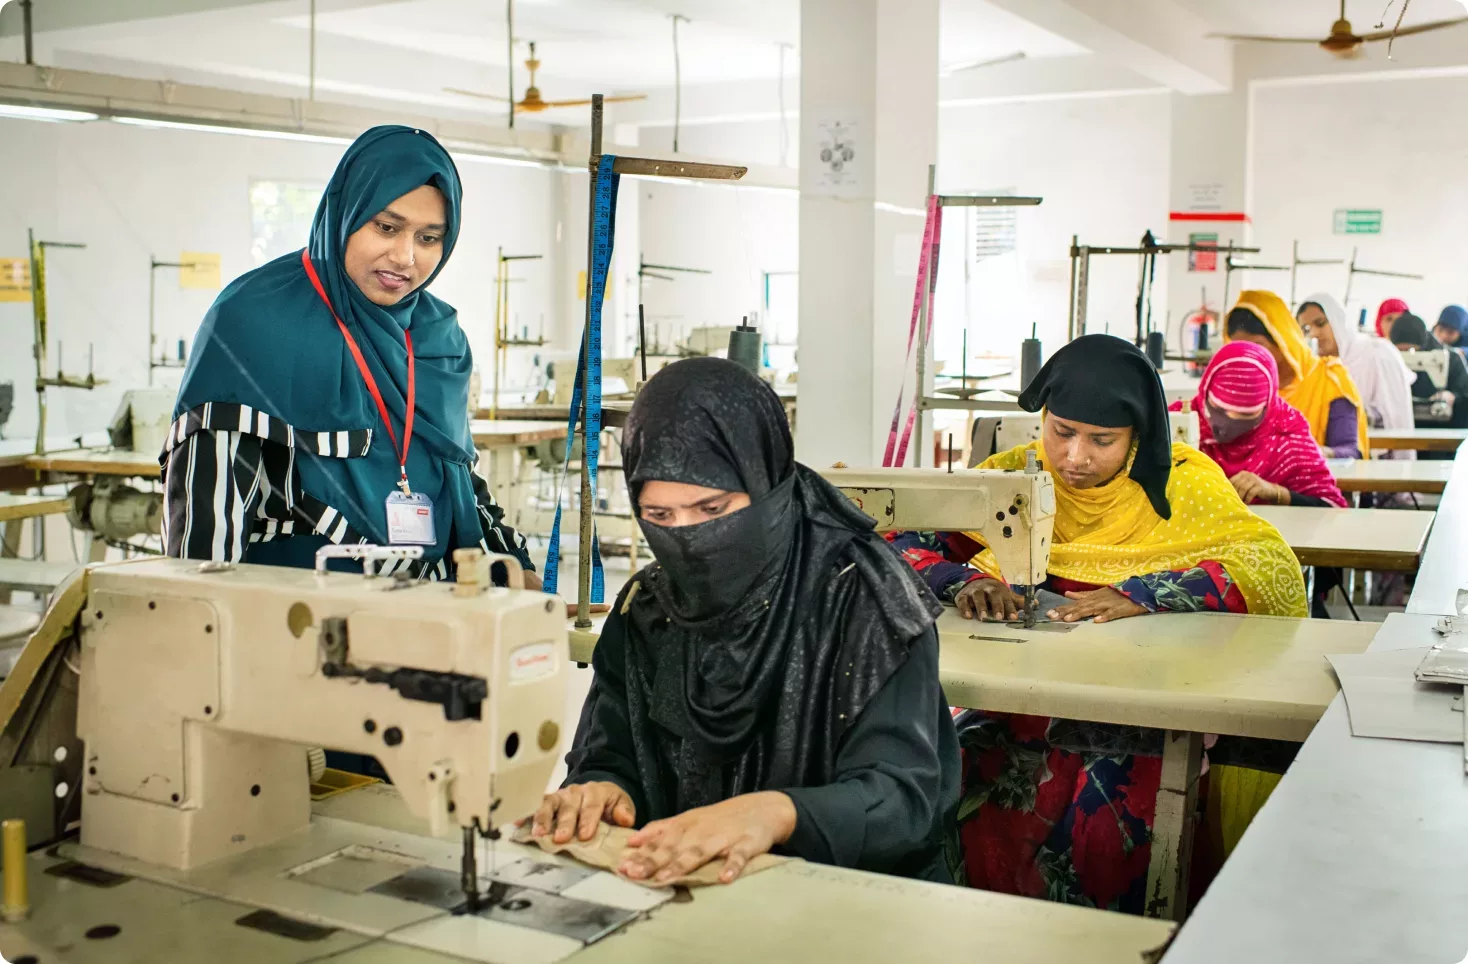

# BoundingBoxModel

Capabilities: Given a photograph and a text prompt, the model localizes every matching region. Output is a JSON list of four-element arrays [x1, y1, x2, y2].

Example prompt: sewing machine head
[[70, 551, 566, 872], [1401, 348, 1451, 390], [820, 462, 1056, 587], [994, 411, 1198, 452]]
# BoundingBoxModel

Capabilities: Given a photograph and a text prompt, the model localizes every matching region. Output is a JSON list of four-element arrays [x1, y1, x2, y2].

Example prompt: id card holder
[[386, 491, 436, 545]]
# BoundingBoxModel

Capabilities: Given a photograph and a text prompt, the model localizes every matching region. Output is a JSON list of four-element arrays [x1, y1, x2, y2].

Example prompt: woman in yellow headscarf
[[886, 335, 1304, 915], [1227, 289, 1369, 459]]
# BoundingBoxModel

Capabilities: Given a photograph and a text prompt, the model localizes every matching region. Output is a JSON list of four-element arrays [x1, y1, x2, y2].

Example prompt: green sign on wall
[[1333, 209, 1382, 235]]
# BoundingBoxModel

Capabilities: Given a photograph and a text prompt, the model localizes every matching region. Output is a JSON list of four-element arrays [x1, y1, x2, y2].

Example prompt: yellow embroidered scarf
[[966, 441, 1306, 617], [1230, 290, 1369, 456]]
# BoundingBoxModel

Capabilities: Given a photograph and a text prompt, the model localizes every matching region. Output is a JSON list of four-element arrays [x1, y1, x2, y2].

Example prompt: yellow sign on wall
[[0, 258, 31, 303], [179, 252, 222, 290]]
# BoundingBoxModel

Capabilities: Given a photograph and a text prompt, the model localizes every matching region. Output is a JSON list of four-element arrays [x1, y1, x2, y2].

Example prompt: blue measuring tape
[[544, 153, 620, 601]]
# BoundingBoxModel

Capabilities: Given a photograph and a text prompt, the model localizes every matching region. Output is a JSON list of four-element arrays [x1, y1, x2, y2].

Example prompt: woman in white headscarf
[[1298, 291, 1415, 458]]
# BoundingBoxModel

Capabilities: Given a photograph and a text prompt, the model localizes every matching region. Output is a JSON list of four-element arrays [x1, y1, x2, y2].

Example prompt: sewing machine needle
[[461, 825, 480, 913]]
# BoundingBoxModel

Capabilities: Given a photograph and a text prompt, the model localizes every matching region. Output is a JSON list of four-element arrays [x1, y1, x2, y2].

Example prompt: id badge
[[385, 491, 436, 545]]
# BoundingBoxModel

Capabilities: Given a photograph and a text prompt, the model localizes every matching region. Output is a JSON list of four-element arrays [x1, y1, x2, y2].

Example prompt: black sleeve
[[781, 625, 959, 875], [1288, 490, 1333, 508], [162, 430, 266, 561], [1448, 350, 1468, 398], [562, 600, 648, 819], [469, 467, 535, 572]]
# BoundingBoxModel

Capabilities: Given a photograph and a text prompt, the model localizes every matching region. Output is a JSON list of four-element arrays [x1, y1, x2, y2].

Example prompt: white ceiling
[[13, 0, 1468, 123]]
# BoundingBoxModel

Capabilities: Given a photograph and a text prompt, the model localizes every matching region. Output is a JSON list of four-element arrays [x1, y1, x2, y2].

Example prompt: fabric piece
[[884, 532, 1246, 616], [565, 606, 959, 880], [174, 126, 485, 571], [1230, 290, 1369, 458], [1017, 334, 1173, 521], [1376, 297, 1410, 337], [1305, 292, 1416, 439], [582, 356, 945, 828], [1190, 342, 1347, 507], [966, 441, 1306, 617], [511, 822, 786, 888]]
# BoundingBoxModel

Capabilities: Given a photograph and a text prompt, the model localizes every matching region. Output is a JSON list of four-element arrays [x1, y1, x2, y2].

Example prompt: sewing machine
[[974, 411, 1199, 462], [10, 549, 565, 917], [1401, 348, 1455, 423], [821, 457, 1056, 624]]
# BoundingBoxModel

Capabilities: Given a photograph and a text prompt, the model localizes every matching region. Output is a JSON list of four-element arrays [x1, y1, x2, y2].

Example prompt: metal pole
[[21, 0, 34, 66], [671, 16, 685, 153], [28, 229, 44, 454], [1343, 247, 1358, 308], [308, 0, 317, 101], [1076, 248, 1091, 336], [1066, 235, 1079, 342], [492, 247, 503, 418], [914, 163, 936, 467], [576, 96, 603, 630], [506, 0, 516, 129], [148, 258, 158, 387], [1290, 239, 1299, 311]]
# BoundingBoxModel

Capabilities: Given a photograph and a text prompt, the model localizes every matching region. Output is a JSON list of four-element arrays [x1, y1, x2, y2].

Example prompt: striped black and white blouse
[[160, 402, 532, 580]]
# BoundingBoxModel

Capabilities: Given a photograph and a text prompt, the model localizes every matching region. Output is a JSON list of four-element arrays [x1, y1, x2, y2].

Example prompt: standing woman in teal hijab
[[162, 126, 536, 583]]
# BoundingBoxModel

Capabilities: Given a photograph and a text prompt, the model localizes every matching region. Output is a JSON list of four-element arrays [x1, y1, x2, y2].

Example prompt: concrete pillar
[[1165, 89, 1250, 348], [796, 0, 939, 468]]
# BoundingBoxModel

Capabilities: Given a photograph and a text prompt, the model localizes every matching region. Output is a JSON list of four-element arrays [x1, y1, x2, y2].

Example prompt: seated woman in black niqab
[[529, 356, 960, 884]]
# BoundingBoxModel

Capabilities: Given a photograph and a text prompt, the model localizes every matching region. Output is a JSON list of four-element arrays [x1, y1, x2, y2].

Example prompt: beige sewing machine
[[821, 456, 1056, 624]]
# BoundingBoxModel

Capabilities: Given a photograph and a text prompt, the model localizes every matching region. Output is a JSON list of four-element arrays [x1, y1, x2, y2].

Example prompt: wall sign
[[1333, 209, 1382, 235], [0, 258, 29, 302], [1188, 232, 1218, 273]]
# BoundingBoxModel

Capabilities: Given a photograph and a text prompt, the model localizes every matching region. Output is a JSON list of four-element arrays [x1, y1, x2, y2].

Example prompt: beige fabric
[[511, 822, 787, 888]]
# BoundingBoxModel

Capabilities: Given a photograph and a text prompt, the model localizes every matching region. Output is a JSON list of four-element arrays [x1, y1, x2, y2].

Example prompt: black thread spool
[[1146, 330, 1166, 370], [1019, 323, 1042, 392]]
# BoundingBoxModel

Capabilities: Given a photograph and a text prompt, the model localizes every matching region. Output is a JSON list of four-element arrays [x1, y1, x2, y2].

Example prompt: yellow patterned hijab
[[966, 440, 1307, 617], [1230, 290, 1369, 456]]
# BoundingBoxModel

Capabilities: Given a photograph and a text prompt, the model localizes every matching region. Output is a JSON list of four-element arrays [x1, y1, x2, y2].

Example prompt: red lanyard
[[301, 250, 416, 493]]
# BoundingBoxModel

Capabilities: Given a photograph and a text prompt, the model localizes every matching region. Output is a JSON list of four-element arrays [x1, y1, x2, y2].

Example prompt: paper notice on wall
[[1188, 232, 1219, 272], [0, 258, 30, 302], [179, 252, 222, 290], [806, 110, 864, 198], [1187, 182, 1224, 212]]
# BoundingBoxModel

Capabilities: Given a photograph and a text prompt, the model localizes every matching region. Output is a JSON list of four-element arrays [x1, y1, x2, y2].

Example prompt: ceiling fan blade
[[1206, 32, 1323, 43], [539, 94, 648, 108], [942, 51, 1027, 75], [1359, 16, 1468, 41], [443, 87, 512, 102]]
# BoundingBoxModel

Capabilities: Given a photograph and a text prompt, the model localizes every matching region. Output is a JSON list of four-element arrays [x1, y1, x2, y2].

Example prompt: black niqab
[[1019, 333, 1174, 520], [607, 357, 941, 815]]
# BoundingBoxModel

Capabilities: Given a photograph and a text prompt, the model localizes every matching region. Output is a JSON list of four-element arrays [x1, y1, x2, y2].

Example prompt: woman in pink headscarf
[[1189, 341, 1347, 508], [1375, 298, 1409, 338]]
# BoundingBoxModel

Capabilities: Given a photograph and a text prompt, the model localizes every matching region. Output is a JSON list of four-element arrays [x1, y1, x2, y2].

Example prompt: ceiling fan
[[1210, 0, 1468, 57], [444, 41, 648, 113]]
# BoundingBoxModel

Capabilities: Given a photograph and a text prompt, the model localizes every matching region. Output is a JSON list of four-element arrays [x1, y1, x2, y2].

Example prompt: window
[[249, 181, 324, 267]]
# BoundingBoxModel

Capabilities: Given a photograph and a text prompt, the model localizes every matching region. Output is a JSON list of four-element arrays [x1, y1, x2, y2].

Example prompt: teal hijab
[[176, 125, 483, 566]]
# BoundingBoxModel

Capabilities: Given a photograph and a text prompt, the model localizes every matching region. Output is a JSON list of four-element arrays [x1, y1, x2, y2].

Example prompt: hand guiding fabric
[[616, 792, 796, 885], [1047, 587, 1148, 624]]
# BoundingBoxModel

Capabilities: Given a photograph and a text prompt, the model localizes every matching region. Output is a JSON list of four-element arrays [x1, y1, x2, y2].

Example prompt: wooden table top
[[1252, 504, 1435, 571], [469, 420, 568, 447], [0, 493, 71, 523], [936, 609, 1377, 741], [1367, 427, 1468, 452], [24, 449, 161, 478], [571, 608, 1374, 743], [1327, 458, 1454, 494]]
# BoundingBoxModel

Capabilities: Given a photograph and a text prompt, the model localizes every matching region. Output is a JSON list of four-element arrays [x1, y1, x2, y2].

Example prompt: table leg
[[0, 520, 20, 606], [1144, 729, 1203, 921]]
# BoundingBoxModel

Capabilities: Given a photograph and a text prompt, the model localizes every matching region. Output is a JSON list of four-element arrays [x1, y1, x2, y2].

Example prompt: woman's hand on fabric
[[1048, 587, 1149, 624], [521, 781, 636, 844], [953, 577, 1022, 621], [617, 791, 796, 886]]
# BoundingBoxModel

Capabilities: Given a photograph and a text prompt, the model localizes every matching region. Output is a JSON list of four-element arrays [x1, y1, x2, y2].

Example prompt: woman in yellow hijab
[[1227, 289, 1369, 459], [887, 335, 1305, 915]]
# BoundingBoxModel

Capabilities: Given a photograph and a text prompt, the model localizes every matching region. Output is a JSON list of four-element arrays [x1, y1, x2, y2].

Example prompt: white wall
[[1248, 75, 1468, 324], [0, 117, 563, 443], [935, 92, 1173, 364], [635, 180, 798, 358]]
